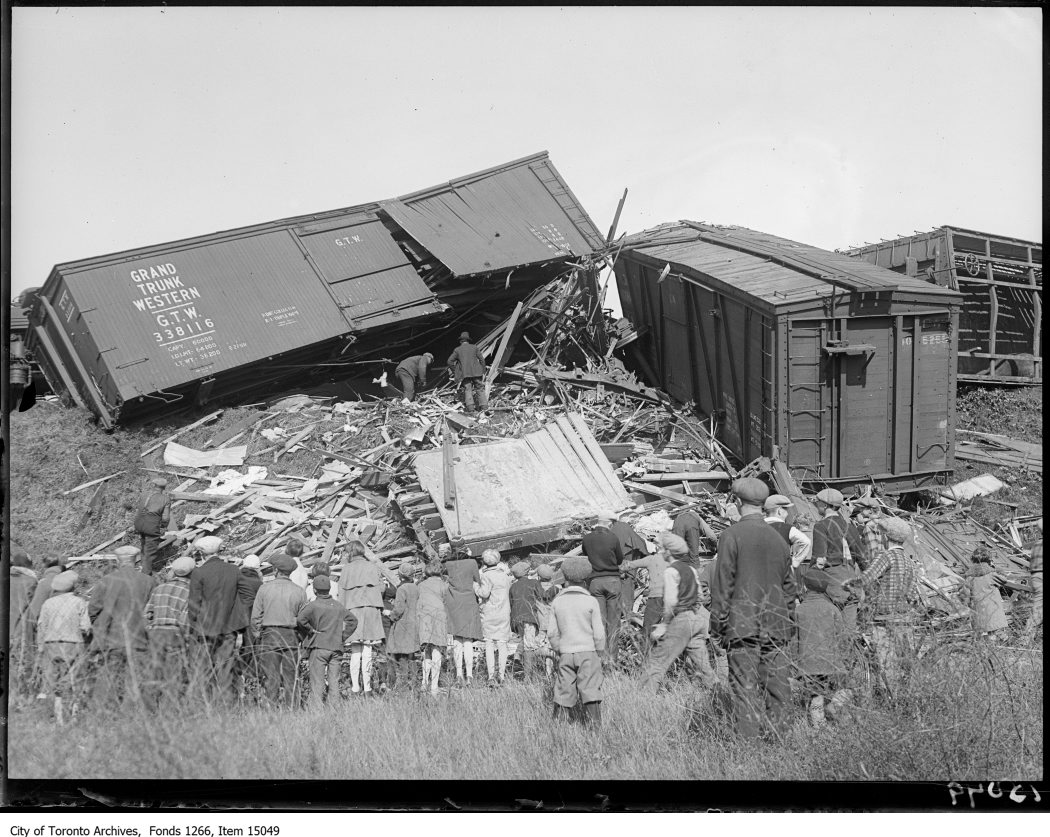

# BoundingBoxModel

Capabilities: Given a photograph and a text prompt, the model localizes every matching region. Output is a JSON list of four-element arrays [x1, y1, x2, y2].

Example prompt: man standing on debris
[[710, 478, 796, 740], [763, 495, 812, 568], [395, 352, 434, 402], [186, 536, 243, 702], [133, 476, 172, 576], [582, 511, 625, 664], [640, 533, 720, 692], [849, 517, 921, 693], [251, 553, 307, 706], [671, 507, 704, 563], [811, 488, 864, 632], [446, 331, 488, 413], [87, 545, 156, 705]]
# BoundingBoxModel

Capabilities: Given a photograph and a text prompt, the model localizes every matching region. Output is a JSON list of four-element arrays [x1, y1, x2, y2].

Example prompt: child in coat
[[385, 562, 421, 690], [478, 549, 513, 685], [962, 546, 1009, 640], [417, 562, 451, 695], [546, 556, 605, 728], [795, 566, 853, 728], [296, 575, 358, 706], [509, 561, 549, 679], [535, 564, 559, 677]]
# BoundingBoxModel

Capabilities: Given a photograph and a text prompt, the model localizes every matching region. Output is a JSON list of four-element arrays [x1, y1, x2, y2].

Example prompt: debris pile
[[69, 269, 1039, 631]]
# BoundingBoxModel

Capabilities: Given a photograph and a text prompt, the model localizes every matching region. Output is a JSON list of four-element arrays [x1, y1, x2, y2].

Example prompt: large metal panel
[[296, 218, 443, 327], [837, 317, 893, 476], [381, 153, 605, 276], [911, 315, 953, 470], [51, 230, 353, 401]]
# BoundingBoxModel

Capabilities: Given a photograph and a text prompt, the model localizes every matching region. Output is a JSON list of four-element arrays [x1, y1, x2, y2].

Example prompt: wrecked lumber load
[[614, 221, 964, 493], [844, 226, 1042, 385], [27, 151, 606, 429]]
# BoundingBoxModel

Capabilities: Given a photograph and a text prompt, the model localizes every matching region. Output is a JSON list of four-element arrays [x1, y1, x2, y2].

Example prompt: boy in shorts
[[546, 556, 605, 728]]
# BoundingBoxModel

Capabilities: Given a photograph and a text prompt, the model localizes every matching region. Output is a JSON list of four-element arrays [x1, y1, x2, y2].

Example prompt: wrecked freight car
[[614, 221, 964, 493], [25, 152, 606, 428], [844, 226, 1042, 385]]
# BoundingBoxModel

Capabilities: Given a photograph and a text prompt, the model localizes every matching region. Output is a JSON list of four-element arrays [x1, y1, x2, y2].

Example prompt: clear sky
[[11, 5, 1043, 309]]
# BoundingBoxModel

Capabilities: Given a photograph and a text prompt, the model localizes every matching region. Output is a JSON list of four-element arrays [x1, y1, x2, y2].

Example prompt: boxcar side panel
[[837, 316, 893, 477]]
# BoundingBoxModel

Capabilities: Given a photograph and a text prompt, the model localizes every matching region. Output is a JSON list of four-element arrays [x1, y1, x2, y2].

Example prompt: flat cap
[[51, 571, 79, 593], [658, 532, 690, 556], [560, 556, 592, 584], [878, 517, 911, 543], [481, 549, 501, 567], [242, 554, 261, 570], [398, 561, 416, 578], [763, 494, 794, 511], [594, 509, 617, 524], [150, 477, 169, 488], [511, 561, 530, 578], [194, 536, 223, 555], [732, 477, 769, 505], [815, 488, 844, 507], [171, 557, 196, 577], [537, 565, 555, 581], [312, 575, 332, 593], [269, 554, 298, 574]]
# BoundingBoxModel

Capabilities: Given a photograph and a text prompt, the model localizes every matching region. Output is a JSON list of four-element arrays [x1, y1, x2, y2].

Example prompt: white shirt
[[764, 515, 812, 567]]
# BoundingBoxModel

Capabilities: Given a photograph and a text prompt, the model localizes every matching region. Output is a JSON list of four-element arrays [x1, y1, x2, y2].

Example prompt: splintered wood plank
[[141, 410, 224, 457], [204, 412, 265, 449], [562, 413, 629, 507], [322, 512, 348, 564]]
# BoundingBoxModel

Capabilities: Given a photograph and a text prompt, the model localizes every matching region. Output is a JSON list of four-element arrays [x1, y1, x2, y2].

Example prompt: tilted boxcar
[[615, 221, 963, 492], [844, 227, 1041, 385], [26, 152, 605, 427]]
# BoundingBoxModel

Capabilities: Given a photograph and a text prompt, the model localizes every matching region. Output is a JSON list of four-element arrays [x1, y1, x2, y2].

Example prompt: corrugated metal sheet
[[380, 152, 606, 276], [627, 222, 959, 310], [412, 413, 631, 545]]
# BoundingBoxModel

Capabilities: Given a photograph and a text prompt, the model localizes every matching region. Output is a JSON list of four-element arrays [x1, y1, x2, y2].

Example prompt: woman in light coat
[[417, 562, 451, 695], [338, 539, 398, 694], [478, 549, 513, 685]]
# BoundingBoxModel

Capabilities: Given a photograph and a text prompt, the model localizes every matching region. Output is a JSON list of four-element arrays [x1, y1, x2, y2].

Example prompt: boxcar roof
[[623, 221, 961, 309]]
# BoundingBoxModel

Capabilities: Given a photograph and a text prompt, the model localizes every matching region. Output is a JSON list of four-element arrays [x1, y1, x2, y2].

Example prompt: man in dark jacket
[[446, 331, 488, 413], [186, 536, 243, 702], [582, 511, 625, 663], [394, 352, 434, 402], [610, 509, 647, 623], [234, 555, 264, 692], [133, 477, 171, 575], [88, 545, 157, 705], [710, 478, 796, 739]]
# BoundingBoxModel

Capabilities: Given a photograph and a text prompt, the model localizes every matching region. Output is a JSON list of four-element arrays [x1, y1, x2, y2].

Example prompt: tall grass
[[8, 637, 1041, 781]]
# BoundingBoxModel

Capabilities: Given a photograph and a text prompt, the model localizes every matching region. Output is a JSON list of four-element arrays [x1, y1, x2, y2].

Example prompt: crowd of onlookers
[[8, 476, 1042, 736]]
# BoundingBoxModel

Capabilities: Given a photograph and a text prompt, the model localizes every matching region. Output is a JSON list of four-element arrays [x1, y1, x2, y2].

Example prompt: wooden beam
[[484, 300, 524, 401], [442, 423, 456, 511], [60, 470, 125, 497]]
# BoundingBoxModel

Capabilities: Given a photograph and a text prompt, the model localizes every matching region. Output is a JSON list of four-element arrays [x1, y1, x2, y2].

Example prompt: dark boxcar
[[27, 152, 605, 427], [844, 227, 1041, 384], [616, 222, 963, 492]]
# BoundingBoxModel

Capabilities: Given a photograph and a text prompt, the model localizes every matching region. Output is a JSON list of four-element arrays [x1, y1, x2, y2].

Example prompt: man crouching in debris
[[547, 556, 605, 728], [447, 331, 488, 413], [640, 533, 720, 693], [709, 478, 796, 740], [395, 352, 434, 402]]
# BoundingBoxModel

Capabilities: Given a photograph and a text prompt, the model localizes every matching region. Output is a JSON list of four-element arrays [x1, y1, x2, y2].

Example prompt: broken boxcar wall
[[616, 222, 962, 492], [27, 151, 606, 427], [844, 227, 1042, 384]]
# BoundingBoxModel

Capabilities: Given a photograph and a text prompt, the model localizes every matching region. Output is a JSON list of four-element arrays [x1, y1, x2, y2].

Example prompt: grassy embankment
[[6, 389, 1043, 780]]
